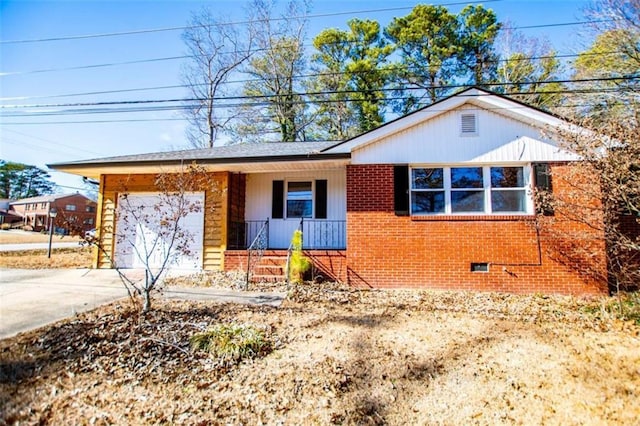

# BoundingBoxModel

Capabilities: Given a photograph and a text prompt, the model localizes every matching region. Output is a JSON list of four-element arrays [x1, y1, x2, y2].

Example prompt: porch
[[225, 218, 347, 283], [227, 218, 347, 250]]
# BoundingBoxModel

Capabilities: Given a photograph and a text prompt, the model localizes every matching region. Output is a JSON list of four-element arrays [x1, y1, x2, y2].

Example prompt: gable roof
[[323, 87, 570, 155], [49, 87, 576, 179]]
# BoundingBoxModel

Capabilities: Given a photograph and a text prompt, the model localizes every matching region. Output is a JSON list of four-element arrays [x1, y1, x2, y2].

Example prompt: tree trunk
[[143, 290, 151, 313]]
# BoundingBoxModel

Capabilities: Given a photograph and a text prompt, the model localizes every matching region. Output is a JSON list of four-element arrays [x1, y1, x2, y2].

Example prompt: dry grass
[[1, 285, 638, 425], [0, 230, 81, 244], [0, 247, 93, 269]]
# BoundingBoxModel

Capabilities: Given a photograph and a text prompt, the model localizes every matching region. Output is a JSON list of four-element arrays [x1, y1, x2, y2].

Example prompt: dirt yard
[[0, 230, 80, 244], [1, 283, 638, 425], [0, 247, 93, 269]]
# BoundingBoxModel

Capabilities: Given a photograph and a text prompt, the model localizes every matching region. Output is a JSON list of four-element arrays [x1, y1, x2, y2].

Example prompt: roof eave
[[49, 153, 352, 178]]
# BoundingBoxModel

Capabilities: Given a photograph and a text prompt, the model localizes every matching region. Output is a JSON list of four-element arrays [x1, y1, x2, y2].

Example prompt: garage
[[114, 192, 204, 270]]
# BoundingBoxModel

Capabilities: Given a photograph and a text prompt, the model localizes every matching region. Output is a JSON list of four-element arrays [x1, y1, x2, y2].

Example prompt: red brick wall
[[345, 164, 608, 295]]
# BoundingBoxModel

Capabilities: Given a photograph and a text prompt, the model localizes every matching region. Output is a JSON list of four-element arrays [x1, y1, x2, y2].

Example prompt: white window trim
[[410, 165, 533, 216], [285, 179, 314, 219]]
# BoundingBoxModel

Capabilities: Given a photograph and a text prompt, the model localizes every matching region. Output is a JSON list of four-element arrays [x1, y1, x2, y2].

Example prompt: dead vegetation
[[1, 284, 638, 425], [0, 231, 79, 245], [0, 247, 93, 269]]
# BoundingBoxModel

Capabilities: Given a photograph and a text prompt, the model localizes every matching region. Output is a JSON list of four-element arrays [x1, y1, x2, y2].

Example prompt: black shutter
[[315, 179, 327, 219], [272, 180, 284, 219], [534, 163, 552, 191], [394, 165, 410, 216], [533, 163, 554, 216]]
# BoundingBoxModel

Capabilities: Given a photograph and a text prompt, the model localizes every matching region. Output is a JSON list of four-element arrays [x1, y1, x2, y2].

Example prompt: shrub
[[288, 229, 311, 284], [189, 323, 270, 366], [1, 223, 10, 230]]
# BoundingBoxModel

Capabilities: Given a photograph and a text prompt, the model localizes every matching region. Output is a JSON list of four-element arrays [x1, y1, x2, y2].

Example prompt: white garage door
[[114, 192, 204, 270]]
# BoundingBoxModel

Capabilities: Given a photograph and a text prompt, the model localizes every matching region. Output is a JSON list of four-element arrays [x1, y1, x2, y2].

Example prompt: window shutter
[[533, 163, 554, 216], [460, 113, 477, 135], [534, 163, 552, 191], [272, 180, 284, 219], [394, 165, 409, 215], [315, 179, 327, 219]]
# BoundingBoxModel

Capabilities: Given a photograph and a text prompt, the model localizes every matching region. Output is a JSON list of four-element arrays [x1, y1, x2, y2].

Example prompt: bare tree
[[86, 164, 217, 312], [231, 0, 312, 143], [537, 113, 640, 292], [182, 8, 253, 148], [495, 24, 565, 110]]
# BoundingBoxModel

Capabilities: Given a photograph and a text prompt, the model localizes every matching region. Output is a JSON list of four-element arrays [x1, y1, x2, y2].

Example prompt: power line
[[0, 47, 621, 82], [0, 1, 498, 44], [1, 47, 628, 103], [1, 84, 636, 124], [2, 75, 637, 112], [2, 128, 106, 156]]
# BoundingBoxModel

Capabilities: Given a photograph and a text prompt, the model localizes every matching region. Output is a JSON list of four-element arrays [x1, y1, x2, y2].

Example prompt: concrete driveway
[[0, 268, 286, 339]]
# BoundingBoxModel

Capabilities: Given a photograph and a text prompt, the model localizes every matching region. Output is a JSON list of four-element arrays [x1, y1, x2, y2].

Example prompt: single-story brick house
[[50, 87, 609, 295]]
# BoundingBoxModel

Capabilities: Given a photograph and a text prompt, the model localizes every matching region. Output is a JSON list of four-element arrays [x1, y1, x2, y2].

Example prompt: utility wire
[[1, 128, 106, 156], [1, 100, 628, 126], [0, 48, 622, 81], [2, 75, 637, 111], [1, 86, 635, 121], [0, 0, 498, 44]]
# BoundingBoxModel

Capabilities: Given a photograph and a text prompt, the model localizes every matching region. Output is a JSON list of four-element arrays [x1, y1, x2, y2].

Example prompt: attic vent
[[460, 113, 478, 136]]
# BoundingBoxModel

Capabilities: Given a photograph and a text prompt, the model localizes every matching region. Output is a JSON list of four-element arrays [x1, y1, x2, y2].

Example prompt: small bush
[[288, 230, 311, 284], [190, 323, 270, 366], [1, 223, 10, 230]]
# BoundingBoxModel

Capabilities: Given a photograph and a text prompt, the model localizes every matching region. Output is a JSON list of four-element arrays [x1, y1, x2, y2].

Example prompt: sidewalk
[[0, 268, 286, 339]]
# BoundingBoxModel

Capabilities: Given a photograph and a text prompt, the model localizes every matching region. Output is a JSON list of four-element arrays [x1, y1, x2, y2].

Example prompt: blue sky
[[0, 0, 592, 192]]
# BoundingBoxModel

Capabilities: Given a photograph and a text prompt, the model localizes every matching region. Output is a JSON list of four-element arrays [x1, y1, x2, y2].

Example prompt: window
[[272, 179, 328, 219], [65, 204, 76, 211], [410, 166, 530, 215], [86, 205, 96, 213], [491, 167, 527, 213], [287, 181, 313, 218], [451, 167, 484, 212], [83, 218, 94, 225], [411, 168, 445, 214]]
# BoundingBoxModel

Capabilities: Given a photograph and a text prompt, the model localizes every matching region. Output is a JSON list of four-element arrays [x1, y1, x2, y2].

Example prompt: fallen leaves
[[1, 285, 639, 425]]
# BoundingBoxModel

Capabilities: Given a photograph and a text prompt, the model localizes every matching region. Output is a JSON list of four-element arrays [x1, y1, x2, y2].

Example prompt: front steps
[[250, 253, 288, 283]]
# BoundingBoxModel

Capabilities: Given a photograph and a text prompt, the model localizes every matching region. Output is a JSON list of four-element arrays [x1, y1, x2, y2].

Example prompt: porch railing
[[301, 219, 346, 250], [229, 219, 346, 250], [245, 219, 269, 290]]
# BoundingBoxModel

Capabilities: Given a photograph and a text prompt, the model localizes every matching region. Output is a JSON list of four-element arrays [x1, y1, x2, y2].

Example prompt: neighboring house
[[0, 199, 22, 226], [50, 88, 613, 295], [9, 193, 97, 234]]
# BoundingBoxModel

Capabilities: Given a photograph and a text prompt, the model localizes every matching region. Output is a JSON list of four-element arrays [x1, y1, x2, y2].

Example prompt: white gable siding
[[351, 106, 575, 165]]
